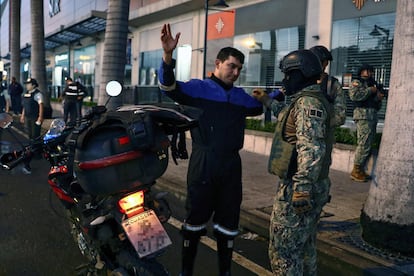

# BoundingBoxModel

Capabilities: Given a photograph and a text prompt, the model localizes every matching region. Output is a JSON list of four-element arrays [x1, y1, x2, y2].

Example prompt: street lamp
[[203, 0, 230, 79], [369, 24, 390, 49]]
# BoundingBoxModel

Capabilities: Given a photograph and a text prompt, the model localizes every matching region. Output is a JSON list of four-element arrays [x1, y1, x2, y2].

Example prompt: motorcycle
[[0, 81, 201, 275]]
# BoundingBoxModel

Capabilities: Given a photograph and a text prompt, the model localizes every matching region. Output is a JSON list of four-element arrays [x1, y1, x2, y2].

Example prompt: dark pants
[[185, 147, 242, 232], [76, 101, 83, 119], [63, 100, 78, 126], [11, 95, 22, 114], [24, 117, 41, 140]]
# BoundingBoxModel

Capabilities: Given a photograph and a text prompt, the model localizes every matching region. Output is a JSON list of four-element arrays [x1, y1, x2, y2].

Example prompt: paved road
[[0, 127, 272, 275]]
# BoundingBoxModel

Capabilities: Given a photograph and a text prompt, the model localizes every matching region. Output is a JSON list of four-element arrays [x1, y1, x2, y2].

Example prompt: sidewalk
[[19, 105, 414, 274], [156, 141, 414, 275]]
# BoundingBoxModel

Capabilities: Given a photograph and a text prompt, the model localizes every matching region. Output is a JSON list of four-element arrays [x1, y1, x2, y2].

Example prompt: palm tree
[[98, 0, 130, 109], [10, 0, 21, 82], [30, 0, 52, 118], [360, 0, 414, 256]]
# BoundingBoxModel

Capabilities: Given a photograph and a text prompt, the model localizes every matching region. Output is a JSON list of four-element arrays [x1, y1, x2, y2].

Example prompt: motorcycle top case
[[73, 110, 169, 196]]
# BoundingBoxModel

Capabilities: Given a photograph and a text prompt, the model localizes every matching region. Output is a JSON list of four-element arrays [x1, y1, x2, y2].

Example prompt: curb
[[155, 176, 411, 275]]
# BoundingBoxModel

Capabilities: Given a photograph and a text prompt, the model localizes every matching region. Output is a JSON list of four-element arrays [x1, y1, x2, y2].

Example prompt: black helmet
[[358, 63, 374, 75], [24, 77, 38, 87], [309, 45, 333, 62], [279, 49, 322, 78]]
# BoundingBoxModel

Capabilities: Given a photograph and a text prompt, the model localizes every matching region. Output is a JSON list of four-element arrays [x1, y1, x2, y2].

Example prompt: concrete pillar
[[305, 0, 334, 50]]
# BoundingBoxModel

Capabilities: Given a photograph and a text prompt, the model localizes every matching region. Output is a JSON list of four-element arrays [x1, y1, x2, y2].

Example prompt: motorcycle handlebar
[[1, 139, 43, 171], [1, 150, 29, 170]]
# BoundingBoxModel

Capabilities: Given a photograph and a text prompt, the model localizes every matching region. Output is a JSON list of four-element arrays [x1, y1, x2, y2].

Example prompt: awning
[[20, 10, 107, 59]]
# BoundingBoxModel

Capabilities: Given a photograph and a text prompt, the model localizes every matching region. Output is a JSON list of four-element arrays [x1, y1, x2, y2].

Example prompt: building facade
[[0, 0, 396, 119]]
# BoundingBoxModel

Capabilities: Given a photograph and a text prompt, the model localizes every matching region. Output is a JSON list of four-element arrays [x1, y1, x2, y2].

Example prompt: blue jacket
[[159, 60, 263, 153]]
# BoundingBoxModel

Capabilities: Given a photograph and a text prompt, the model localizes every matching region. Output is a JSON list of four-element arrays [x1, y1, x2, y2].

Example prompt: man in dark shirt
[[9, 77, 23, 115], [158, 23, 263, 276], [62, 77, 85, 126]]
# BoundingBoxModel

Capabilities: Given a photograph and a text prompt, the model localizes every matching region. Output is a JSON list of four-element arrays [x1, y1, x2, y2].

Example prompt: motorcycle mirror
[[106, 81, 122, 97], [0, 113, 13, 129]]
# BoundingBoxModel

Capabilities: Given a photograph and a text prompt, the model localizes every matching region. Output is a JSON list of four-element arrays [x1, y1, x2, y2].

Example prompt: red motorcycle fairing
[[47, 165, 75, 205]]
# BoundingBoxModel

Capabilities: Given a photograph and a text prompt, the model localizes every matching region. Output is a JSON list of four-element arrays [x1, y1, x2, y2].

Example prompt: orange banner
[[207, 10, 235, 40]]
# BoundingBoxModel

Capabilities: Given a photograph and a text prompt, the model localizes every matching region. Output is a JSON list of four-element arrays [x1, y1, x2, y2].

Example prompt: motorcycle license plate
[[122, 209, 172, 257]]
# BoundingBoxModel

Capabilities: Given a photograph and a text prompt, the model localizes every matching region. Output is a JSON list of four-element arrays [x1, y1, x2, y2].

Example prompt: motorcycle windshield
[[44, 119, 66, 142]]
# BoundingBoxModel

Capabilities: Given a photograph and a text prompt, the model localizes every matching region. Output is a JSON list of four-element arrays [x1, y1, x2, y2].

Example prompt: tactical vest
[[268, 89, 335, 180], [22, 89, 41, 118], [353, 78, 381, 110]]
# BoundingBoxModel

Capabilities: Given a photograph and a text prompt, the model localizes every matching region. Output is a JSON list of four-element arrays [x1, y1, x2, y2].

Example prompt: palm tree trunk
[[98, 0, 130, 109], [10, 0, 21, 81], [30, 0, 51, 117], [360, 0, 414, 256]]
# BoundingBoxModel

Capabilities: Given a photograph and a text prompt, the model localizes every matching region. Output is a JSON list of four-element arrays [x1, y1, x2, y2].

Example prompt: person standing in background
[[20, 78, 44, 140], [20, 77, 44, 174], [62, 77, 85, 126], [309, 45, 346, 127], [349, 64, 384, 182], [9, 77, 24, 115]]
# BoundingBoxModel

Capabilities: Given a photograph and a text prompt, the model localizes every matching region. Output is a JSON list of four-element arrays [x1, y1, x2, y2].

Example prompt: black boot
[[215, 231, 234, 276], [180, 228, 204, 276], [177, 131, 188, 159]]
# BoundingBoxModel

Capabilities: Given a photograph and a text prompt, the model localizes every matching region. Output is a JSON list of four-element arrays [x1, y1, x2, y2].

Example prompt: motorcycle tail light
[[118, 191, 145, 217], [118, 136, 130, 145]]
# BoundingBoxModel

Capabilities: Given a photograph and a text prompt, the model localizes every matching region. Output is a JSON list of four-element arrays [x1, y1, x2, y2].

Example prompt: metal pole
[[203, 0, 209, 79]]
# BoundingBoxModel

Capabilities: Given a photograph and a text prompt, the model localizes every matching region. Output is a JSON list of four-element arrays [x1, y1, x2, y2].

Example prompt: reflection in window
[[74, 45, 96, 100], [54, 53, 69, 87], [330, 12, 395, 120], [139, 49, 163, 86], [74, 45, 96, 87], [138, 49, 176, 103], [233, 26, 305, 88], [331, 13, 395, 87], [125, 39, 132, 85]]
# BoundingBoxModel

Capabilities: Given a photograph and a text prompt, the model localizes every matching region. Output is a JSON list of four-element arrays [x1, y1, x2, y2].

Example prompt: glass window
[[233, 26, 305, 89], [74, 45, 96, 87], [125, 39, 132, 85], [138, 49, 175, 103], [54, 53, 69, 86], [331, 13, 395, 119], [139, 49, 163, 86], [74, 45, 96, 100], [331, 13, 395, 87]]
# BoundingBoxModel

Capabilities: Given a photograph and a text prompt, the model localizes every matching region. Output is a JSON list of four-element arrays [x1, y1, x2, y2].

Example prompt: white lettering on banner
[[215, 17, 225, 34], [49, 0, 61, 17]]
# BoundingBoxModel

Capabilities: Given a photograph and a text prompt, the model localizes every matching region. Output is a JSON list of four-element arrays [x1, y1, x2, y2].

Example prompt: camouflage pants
[[354, 118, 377, 167], [269, 179, 330, 276]]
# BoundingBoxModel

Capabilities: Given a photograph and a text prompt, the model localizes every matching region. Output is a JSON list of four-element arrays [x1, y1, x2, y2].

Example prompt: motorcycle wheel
[[68, 215, 107, 276], [116, 249, 169, 276]]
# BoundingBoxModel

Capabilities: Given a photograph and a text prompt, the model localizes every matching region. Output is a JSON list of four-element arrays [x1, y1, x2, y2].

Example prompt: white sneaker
[[22, 167, 32, 175]]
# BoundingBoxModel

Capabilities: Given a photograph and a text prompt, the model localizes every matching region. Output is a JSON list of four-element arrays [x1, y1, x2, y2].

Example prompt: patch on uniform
[[352, 81, 359, 87], [308, 108, 323, 118]]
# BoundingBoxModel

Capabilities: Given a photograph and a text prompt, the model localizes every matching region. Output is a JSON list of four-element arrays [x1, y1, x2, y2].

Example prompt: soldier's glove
[[292, 191, 312, 214], [252, 89, 272, 108]]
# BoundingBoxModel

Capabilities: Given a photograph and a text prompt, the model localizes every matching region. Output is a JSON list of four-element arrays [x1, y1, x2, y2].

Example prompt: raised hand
[[160, 23, 181, 55]]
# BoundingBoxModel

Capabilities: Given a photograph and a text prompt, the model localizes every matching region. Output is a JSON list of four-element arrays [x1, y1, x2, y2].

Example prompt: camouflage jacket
[[269, 85, 335, 193], [349, 78, 381, 120]]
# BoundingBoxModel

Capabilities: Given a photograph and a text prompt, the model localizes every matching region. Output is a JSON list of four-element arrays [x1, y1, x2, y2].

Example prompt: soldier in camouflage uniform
[[349, 64, 384, 182], [255, 49, 335, 275], [309, 45, 346, 127]]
